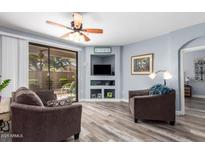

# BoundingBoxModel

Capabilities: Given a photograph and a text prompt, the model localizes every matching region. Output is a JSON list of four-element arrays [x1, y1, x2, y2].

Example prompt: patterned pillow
[[149, 84, 174, 95], [45, 97, 72, 107]]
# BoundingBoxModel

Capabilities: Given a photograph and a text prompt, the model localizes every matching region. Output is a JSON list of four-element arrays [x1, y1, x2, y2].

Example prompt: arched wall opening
[[179, 36, 205, 114]]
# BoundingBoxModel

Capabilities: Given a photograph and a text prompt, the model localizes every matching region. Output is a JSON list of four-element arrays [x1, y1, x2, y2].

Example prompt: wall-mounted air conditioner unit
[[94, 47, 111, 53]]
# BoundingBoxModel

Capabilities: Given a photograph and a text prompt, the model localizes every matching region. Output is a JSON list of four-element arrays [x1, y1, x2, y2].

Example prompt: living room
[[0, 0, 205, 153]]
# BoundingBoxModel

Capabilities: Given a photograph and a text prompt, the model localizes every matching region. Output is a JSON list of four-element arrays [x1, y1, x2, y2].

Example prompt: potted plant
[[0, 75, 11, 102]]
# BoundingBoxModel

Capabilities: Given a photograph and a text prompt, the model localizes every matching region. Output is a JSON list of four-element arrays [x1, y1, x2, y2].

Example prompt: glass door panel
[[49, 48, 77, 101], [29, 44, 49, 91]]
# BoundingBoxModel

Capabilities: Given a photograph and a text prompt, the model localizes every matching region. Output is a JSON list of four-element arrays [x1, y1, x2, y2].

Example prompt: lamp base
[[164, 80, 166, 86]]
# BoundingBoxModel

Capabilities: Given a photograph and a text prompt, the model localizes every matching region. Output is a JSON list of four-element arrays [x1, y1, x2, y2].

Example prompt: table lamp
[[149, 70, 172, 85]]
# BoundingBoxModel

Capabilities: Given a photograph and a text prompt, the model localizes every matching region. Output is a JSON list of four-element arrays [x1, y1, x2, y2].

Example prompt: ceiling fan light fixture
[[68, 32, 85, 42], [46, 13, 102, 42], [79, 34, 85, 42], [73, 12, 83, 29]]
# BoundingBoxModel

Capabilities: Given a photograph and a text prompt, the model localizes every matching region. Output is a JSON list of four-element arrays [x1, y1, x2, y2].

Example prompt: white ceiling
[[1, 12, 205, 46]]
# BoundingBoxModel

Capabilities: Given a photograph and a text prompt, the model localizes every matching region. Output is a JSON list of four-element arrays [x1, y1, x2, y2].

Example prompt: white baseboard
[[192, 95, 205, 99], [79, 99, 123, 102], [121, 99, 129, 103], [176, 110, 184, 116]]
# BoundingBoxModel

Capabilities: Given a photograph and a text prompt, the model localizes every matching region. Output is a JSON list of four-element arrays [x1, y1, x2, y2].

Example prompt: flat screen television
[[93, 64, 111, 75]]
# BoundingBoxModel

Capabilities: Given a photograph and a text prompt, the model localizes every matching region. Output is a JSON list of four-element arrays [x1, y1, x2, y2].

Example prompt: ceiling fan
[[46, 13, 103, 42]]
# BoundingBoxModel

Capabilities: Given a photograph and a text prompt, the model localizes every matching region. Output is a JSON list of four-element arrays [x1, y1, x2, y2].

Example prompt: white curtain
[[0, 35, 28, 98]]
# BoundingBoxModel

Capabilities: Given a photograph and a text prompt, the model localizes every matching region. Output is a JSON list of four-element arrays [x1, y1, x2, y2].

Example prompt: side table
[[0, 98, 11, 132]]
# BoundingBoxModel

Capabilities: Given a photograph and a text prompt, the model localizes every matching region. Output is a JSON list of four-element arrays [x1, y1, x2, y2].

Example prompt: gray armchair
[[11, 88, 82, 142], [129, 89, 175, 125]]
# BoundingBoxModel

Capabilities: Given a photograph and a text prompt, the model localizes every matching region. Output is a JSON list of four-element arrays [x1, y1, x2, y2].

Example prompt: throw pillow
[[45, 97, 72, 107], [149, 84, 173, 95], [15, 89, 44, 106], [35, 90, 57, 105], [12, 87, 29, 102], [16, 87, 29, 93]]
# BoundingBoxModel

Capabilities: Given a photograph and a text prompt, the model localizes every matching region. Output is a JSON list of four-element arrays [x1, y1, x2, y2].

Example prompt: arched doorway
[[179, 37, 205, 115]]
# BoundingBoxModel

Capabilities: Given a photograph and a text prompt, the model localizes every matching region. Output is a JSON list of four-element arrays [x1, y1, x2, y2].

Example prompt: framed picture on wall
[[131, 53, 154, 75], [194, 58, 205, 81]]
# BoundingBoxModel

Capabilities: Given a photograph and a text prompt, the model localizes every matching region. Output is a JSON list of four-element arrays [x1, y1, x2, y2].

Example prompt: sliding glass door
[[29, 43, 78, 102]]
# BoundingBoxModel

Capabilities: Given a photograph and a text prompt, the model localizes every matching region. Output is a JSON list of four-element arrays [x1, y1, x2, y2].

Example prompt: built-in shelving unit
[[84, 47, 121, 101]]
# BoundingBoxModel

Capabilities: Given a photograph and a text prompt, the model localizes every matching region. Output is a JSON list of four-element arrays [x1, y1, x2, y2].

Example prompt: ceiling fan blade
[[81, 33, 90, 42], [46, 20, 73, 30], [60, 32, 73, 39], [82, 28, 103, 33]]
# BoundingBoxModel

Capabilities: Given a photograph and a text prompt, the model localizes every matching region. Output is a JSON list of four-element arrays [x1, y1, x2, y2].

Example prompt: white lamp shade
[[185, 77, 190, 82], [163, 71, 172, 80], [149, 73, 157, 79]]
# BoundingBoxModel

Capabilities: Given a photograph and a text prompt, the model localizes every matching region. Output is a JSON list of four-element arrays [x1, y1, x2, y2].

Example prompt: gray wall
[[122, 22, 205, 111], [122, 34, 170, 98], [184, 50, 205, 96]]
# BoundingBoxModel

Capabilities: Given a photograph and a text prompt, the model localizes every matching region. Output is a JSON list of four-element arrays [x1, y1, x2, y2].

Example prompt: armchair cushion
[[15, 89, 44, 106], [149, 84, 174, 95], [35, 90, 57, 105], [45, 97, 72, 107]]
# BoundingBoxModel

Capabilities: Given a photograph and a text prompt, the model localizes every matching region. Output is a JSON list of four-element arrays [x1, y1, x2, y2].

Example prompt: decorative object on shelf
[[0, 75, 11, 102], [97, 93, 102, 98], [185, 76, 190, 85], [131, 53, 153, 75], [107, 92, 113, 98], [184, 85, 192, 97], [149, 70, 172, 85], [91, 89, 102, 99], [91, 94, 96, 98], [194, 58, 205, 81], [104, 89, 115, 99], [94, 47, 112, 53]]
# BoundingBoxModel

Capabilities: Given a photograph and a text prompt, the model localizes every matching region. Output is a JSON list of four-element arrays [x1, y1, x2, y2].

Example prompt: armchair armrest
[[133, 94, 164, 103], [129, 89, 149, 99]]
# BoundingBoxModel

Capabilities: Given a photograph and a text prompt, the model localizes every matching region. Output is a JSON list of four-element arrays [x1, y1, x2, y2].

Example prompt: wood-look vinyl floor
[[66, 98, 205, 142], [1, 98, 205, 142]]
